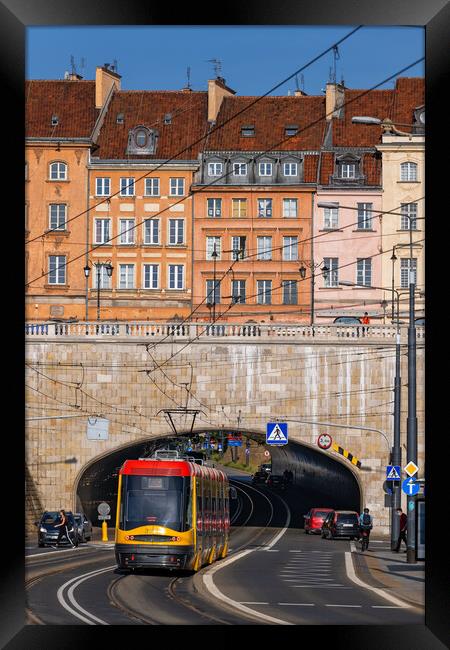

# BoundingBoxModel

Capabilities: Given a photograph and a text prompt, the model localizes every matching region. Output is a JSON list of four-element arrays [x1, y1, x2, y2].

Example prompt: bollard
[[102, 520, 108, 542]]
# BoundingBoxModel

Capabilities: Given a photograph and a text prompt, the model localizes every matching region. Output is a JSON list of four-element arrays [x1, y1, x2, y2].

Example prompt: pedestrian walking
[[394, 507, 407, 552], [361, 312, 370, 336], [54, 509, 77, 547]]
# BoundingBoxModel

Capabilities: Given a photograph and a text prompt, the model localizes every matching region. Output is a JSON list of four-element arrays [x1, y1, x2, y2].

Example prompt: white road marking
[[27, 547, 90, 559], [57, 565, 116, 625], [326, 604, 361, 608], [289, 550, 303, 552], [278, 603, 315, 606], [344, 551, 410, 608], [372, 606, 403, 608], [240, 602, 269, 605], [290, 585, 349, 588]]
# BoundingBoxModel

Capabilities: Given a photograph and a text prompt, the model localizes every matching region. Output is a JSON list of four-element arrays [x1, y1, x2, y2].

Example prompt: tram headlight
[[40, 527, 46, 533]]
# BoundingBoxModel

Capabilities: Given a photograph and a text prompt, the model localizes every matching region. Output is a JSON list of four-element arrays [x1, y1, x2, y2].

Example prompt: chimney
[[67, 72, 83, 81], [208, 78, 236, 122], [325, 82, 345, 120], [294, 89, 307, 97], [95, 65, 121, 109]]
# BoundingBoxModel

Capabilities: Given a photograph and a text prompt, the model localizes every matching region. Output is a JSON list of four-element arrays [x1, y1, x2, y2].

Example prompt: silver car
[[73, 513, 92, 543]]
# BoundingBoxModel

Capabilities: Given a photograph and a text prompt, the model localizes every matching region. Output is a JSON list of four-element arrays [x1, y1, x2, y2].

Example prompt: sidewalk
[[352, 537, 425, 608]]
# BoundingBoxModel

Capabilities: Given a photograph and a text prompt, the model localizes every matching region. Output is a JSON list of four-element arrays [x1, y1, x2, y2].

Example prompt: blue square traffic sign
[[266, 422, 288, 445], [386, 465, 401, 481]]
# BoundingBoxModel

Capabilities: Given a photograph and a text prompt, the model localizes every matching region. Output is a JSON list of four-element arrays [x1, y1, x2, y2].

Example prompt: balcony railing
[[25, 321, 424, 341]]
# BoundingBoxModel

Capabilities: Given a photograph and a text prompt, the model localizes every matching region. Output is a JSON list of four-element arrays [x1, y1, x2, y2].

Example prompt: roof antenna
[[70, 55, 77, 76], [207, 58, 223, 79], [186, 66, 191, 89], [112, 59, 118, 73], [80, 57, 86, 76], [329, 45, 340, 84], [300, 73, 305, 93]]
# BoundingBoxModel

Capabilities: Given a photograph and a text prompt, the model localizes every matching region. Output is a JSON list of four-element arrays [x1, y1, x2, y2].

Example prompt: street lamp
[[299, 260, 329, 326], [84, 261, 114, 321]]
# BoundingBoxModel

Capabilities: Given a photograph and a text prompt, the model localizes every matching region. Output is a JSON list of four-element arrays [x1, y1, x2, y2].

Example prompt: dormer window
[[116, 113, 124, 124], [164, 113, 172, 125], [126, 126, 158, 156], [135, 129, 148, 147], [241, 125, 255, 137], [51, 115, 59, 126], [285, 125, 298, 136]]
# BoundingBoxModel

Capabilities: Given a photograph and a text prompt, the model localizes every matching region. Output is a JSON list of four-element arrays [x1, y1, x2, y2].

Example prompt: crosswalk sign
[[266, 422, 288, 445], [386, 465, 401, 480]]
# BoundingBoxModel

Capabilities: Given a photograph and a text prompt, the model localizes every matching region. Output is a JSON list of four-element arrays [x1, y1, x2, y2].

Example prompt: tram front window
[[120, 475, 186, 531]]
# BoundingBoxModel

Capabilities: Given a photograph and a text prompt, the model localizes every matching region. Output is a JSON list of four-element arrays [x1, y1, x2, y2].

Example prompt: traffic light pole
[[391, 331, 402, 549]]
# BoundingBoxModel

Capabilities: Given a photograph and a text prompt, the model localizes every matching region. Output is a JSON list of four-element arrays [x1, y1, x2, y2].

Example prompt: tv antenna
[[329, 45, 340, 84], [112, 59, 118, 73], [186, 66, 191, 89], [206, 58, 222, 79], [70, 55, 77, 76]]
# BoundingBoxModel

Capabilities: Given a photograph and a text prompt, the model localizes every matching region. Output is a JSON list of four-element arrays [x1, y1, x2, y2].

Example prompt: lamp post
[[83, 261, 114, 321], [299, 260, 329, 325]]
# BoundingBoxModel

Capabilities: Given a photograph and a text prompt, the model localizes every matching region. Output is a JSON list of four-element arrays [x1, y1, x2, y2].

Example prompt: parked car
[[415, 318, 425, 326], [260, 463, 272, 474], [266, 474, 285, 489], [73, 513, 92, 543], [303, 508, 334, 534], [321, 510, 360, 540], [333, 317, 361, 324], [252, 470, 268, 485], [36, 511, 79, 547]]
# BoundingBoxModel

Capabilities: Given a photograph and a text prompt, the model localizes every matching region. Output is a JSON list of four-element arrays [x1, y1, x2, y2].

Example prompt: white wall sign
[[87, 417, 109, 440]]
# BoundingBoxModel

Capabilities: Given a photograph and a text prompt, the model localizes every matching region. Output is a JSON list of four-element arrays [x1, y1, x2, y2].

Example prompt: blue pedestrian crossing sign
[[266, 422, 288, 445], [402, 477, 420, 496], [386, 465, 401, 481]]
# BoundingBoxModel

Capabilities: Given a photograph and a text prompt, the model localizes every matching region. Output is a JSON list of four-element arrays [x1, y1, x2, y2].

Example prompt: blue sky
[[26, 26, 424, 96]]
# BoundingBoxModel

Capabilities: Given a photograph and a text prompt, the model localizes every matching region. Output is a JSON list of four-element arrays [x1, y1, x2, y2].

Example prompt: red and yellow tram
[[114, 458, 230, 571]]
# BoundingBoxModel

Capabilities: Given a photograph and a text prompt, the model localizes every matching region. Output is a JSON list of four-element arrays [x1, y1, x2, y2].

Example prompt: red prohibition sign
[[317, 433, 332, 450]]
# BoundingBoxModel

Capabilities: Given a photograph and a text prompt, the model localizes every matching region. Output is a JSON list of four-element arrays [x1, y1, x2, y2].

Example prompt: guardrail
[[24, 321, 425, 341]]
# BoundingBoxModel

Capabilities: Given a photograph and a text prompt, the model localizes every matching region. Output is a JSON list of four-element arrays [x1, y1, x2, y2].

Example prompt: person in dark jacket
[[394, 507, 407, 552]]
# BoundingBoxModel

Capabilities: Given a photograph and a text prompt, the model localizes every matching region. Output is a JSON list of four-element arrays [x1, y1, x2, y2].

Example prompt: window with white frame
[[259, 162, 272, 176], [232, 280, 246, 303], [168, 219, 184, 245], [49, 162, 67, 180], [48, 255, 66, 284], [143, 218, 159, 244], [95, 177, 111, 196], [283, 236, 298, 261], [400, 258, 417, 288], [206, 237, 221, 260], [257, 236, 272, 260], [233, 162, 247, 176], [340, 162, 356, 179], [356, 258, 372, 287], [324, 205, 339, 229], [169, 177, 185, 196], [143, 264, 159, 289], [120, 177, 135, 196], [283, 162, 298, 176], [168, 265, 184, 289], [257, 280, 272, 304], [282, 280, 298, 304], [93, 265, 112, 289], [401, 203, 418, 230], [49, 204, 67, 230], [357, 203, 373, 230], [231, 236, 246, 260], [118, 264, 135, 289], [323, 257, 338, 287], [94, 218, 111, 244], [232, 199, 247, 218], [283, 198, 298, 218], [119, 219, 135, 244], [207, 198, 222, 217], [258, 198, 272, 217], [144, 178, 160, 196], [206, 279, 220, 305], [208, 162, 223, 176], [400, 162, 418, 182]]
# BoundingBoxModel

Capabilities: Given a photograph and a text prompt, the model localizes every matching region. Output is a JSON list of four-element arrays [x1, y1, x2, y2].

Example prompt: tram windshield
[[120, 475, 188, 531]]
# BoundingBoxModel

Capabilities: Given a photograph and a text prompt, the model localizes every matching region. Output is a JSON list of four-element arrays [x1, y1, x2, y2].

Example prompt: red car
[[303, 508, 333, 534]]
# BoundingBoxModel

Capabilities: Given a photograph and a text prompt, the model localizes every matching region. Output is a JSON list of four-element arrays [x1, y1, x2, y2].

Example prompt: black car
[[73, 513, 93, 543], [321, 510, 360, 540], [252, 470, 268, 484], [266, 474, 285, 489], [36, 511, 79, 547]]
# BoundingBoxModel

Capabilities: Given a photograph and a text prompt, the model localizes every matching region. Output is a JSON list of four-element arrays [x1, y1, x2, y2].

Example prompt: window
[[49, 204, 67, 230], [283, 280, 298, 304], [206, 280, 220, 305], [283, 162, 298, 176], [283, 236, 298, 261], [324, 205, 339, 229], [168, 219, 184, 245], [169, 178, 185, 196], [143, 264, 159, 289], [93, 265, 112, 289], [323, 257, 338, 287], [119, 219, 135, 244], [232, 199, 247, 218], [206, 237, 221, 260], [95, 177, 110, 196], [400, 162, 418, 182], [257, 236, 272, 260], [118, 264, 135, 289], [357, 203, 373, 230], [48, 255, 66, 284], [401, 203, 418, 230], [208, 162, 223, 176], [356, 258, 372, 287], [233, 163, 247, 176], [144, 178, 160, 196], [400, 258, 417, 288], [135, 129, 148, 147], [207, 198, 222, 217], [94, 218, 111, 244], [143, 219, 159, 244], [120, 177, 135, 196], [232, 236, 246, 260], [285, 125, 298, 136], [241, 125, 255, 136], [168, 265, 184, 290], [257, 280, 272, 305], [259, 162, 272, 176], [283, 199, 298, 218], [49, 162, 67, 180], [232, 280, 246, 303], [51, 115, 58, 126], [258, 198, 272, 217], [116, 113, 124, 124], [340, 163, 356, 179]]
